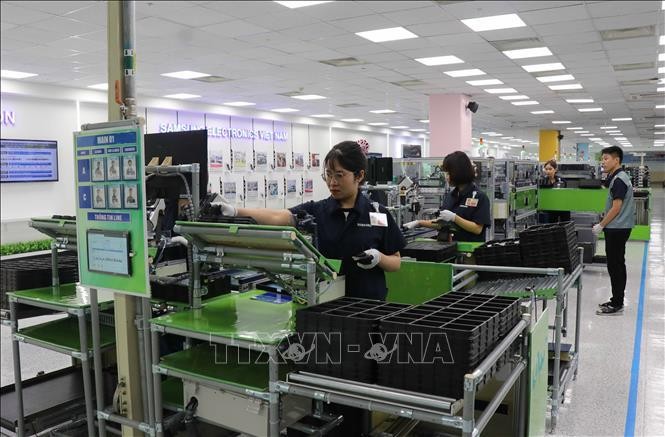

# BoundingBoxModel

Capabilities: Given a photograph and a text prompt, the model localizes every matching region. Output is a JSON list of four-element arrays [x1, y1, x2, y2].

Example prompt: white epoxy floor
[[1, 189, 663, 436]]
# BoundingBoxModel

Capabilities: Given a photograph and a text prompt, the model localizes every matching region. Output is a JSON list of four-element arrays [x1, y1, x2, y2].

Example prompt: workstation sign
[[74, 124, 150, 296]]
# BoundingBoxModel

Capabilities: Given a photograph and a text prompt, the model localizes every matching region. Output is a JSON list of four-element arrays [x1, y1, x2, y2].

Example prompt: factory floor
[[1, 188, 664, 437]]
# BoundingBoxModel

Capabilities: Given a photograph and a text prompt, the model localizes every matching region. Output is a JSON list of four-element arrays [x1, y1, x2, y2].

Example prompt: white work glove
[[439, 209, 456, 222], [356, 249, 382, 270], [403, 220, 420, 230], [219, 198, 238, 217], [592, 224, 603, 236]]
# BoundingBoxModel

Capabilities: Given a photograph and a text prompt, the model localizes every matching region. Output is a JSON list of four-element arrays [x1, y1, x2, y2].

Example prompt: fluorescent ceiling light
[[609, 133, 623, 136], [566, 98, 594, 103], [310, 114, 334, 118], [658, 87, 665, 92], [503, 47, 553, 59], [161, 71, 210, 80], [614, 137, 627, 140], [576, 131, 589, 133], [355, 27, 418, 43], [552, 121, 571, 124], [224, 101, 255, 107], [163, 93, 200, 99], [484, 88, 517, 94], [500, 95, 529, 100], [410, 129, 427, 132], [87, 83, 108, 90], [1, 69, 38, 79], [419, 119, 429, 123], [415, 55, 464, 66], [549, 83, 583, 90], [511, 101, 539, 106], [481, 131, 499, 135], [531, 110, 554, 114], [368, 122, 388, 126], [466, 79, 503, 86], [605, 130, 622, 133], [501, 137, 514, 139], [487, 133, 504, 136], [522, 63, 565, 73], [390, 125, 409, 129], [292, 94, 326, 100], [537, 74, 575, 83], [660, 35, 664, 45], [444, 68, 486, 77], [657, 104, 665, 109], [271, 108, 300, 113], [600, 126, 618, 129], [659, 66, 665, 74], [274, 1, 332, 8], [578, 107, 603, 112], [589, 137, 602, 140], [461, 14, 526, 32], [580, 133, 594, 136], [566, 127, 584, 130], [655, 124, 665, 127], [611, 117, 632, 121], [370, 109, 396, 114], [659, 53, 665, 62], [341, 118, 364, 122], [655, 131, 665, 134]]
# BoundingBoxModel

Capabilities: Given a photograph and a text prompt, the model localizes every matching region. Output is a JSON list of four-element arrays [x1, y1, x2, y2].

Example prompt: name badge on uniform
[[369, 212, 388, 227], [465, 191, 479, 207]]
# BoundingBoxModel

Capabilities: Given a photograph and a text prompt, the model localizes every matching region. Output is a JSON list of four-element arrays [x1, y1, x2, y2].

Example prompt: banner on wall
[[402, 144, 422, 158]]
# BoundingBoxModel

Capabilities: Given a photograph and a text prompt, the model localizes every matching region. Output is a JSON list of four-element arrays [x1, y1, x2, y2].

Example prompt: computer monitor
[[367, 157, 393, 185]]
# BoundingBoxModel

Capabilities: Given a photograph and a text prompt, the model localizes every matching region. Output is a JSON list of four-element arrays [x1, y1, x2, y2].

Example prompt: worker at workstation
[[216, 140, 406, 301], [402, 151, 491, 242], [539, 159, 571, 223]]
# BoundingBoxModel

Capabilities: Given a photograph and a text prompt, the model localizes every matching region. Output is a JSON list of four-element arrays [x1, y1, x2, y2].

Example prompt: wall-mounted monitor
[[1, 138, 59, 183]]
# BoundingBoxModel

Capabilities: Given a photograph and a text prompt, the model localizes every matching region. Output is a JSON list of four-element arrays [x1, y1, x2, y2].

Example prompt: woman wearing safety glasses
[[216, 141, 405, 301], [403, 151, 491, 242]]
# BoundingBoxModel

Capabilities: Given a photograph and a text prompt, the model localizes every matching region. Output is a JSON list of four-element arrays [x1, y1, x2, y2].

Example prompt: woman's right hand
[[402, 220, 420, 230]]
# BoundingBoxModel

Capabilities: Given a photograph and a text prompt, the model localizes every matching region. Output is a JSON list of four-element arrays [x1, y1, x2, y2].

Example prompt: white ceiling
[[1, 0, 664, 151]]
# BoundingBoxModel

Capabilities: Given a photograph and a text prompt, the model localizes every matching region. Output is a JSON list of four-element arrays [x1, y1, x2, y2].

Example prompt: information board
[[0, 138, 59, 182], [74, 124, 150, 296]]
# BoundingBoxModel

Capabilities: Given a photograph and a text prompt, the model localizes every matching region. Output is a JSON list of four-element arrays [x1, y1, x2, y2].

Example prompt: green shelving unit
[[17, 316, 115, 354]]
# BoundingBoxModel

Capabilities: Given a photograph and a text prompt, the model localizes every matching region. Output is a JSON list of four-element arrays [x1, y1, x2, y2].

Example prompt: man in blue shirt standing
[[594, 146, 635, 315]]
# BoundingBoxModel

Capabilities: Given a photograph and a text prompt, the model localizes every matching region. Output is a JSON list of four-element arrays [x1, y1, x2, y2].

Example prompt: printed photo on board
[[108, 186, 122, 208], [107, 156, 120, 181], [123, 155, 137, 180], [93, 186, 106, 209], [124, 184, 138, 209], [92, 158, 105, 182]]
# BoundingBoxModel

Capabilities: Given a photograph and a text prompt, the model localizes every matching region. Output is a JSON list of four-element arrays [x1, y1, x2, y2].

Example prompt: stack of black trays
[[518, 221, 580, 273], [473, 239, 522, 280], [294, 298, 409, 383], [376, 292, 520, 399], [400, 241, 457, 262]]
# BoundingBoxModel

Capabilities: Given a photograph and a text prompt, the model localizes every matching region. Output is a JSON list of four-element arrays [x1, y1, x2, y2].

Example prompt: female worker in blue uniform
[[217, 141, 406, 301], [403, 151, 491, 242]]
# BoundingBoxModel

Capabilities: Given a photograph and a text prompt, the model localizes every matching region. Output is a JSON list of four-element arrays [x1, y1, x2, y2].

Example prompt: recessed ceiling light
[[87, 83, 108, 90], [655, 131, 665, 134], [461, 14, 526, 32], [274, 1, 332, 8], [580, 133, 595, 136], [415, 55, 464, 66], [531, 110, 554, 114], [443, 68, 486, 77], [410, 128, 427, 132], [658, 87, 665, 92], [549, 83, 583, 90], [605, 130, 622, 133], [501, 136, 514, 139], [163, 93, 200, 99], [522, 62, 565, 73], [419, 119, 429, 123], [576, 131, 589, 133], [341, 118, 364, 122], [224, 101, 255, 107], [655, 124, 665, 127], [500, 95, 530, 100], [310, 114, 334, 118], [370, 109, 396, 114], [161, 71, 210, 80], [292, 94, 326, 100], [611, 117, 632, 121], [578, 107, 603, 112], [614, 137, 627, 140], [536, 74, 575, 83], [600, 126, 618, 129], [566, 127, 584, 130], [503, 47, 553, 59], [659, 66, 665, 74], [552, 121, 571, 124], [589, 137, 602, 140], [609, 133, 623, 136], [390, 125, 409, 129], [660, 35, 665, 45], [466, 79, 503, 86], [484, 88, 517, 94], [487, 133, 504, 136], [657, 104, 665, 109], [368, 122, 388, 126], [1, 69, 38, 79], [659, 53, 665, 61], [512, 101, 539, 105], [271, 108, 300, 113], [355, 27, 418, 43], [566, 98, 594, 103]]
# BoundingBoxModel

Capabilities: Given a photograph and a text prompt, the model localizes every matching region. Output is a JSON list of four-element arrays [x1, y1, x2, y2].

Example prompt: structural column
[[539, 130, 560, 162], [428, 94, 473, 157]]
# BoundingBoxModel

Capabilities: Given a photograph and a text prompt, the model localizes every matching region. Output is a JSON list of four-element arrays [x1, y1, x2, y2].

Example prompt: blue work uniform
[[440, 183, 491, 242], [290, 192, 406, 300]]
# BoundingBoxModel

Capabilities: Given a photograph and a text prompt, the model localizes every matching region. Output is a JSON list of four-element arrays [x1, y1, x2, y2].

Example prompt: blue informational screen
[[1, 138, 59, 182], [87, 229, 132, 276]]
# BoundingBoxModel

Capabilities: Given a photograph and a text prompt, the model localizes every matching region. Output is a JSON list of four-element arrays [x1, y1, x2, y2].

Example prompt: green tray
[[18, 316, 116, 353], [161, 377, 184, 410], [159, 343, 288, 392], [151, 290, 301, 344], [9, 283, 115, 309]]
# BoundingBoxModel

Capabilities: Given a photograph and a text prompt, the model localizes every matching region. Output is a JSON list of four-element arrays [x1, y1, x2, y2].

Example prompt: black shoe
[[598, 301, 613, 308], [596, 304, 624, 315]]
